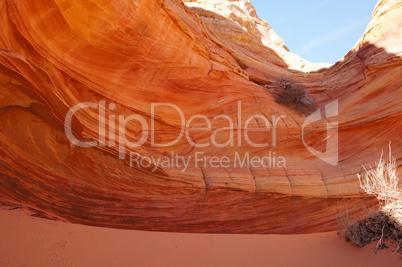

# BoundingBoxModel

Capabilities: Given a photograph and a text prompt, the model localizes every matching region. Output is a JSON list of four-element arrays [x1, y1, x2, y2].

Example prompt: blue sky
[[249, 0, 378, 64]]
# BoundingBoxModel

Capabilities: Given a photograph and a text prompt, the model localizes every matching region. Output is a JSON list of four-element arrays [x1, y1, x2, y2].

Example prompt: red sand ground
[[0, 209, 400, 266]]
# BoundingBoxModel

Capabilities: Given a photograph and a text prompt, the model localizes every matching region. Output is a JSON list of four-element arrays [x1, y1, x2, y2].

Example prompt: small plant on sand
[[340, 145, 401, 254], [274, 80, 317, 115]]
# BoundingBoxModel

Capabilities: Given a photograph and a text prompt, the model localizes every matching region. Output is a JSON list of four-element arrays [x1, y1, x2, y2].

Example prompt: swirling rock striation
[[0, 0, 400, 233]]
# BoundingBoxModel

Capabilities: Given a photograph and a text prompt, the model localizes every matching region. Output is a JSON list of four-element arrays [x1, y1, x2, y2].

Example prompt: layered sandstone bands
[[0, 0, 400, 233]]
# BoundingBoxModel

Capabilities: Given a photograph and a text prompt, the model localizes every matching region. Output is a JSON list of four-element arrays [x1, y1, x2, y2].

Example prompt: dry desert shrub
[[339, 146, 401, 254], [344, 210, 401, 253], [357, 148, 402, 225], [274, 80, 317, 115]]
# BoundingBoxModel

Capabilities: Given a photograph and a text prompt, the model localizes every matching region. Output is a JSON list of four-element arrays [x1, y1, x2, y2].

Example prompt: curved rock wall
[[0, 0, 400, 233]]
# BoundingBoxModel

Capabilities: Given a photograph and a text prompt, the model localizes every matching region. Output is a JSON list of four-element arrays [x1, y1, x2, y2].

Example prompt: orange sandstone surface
[[0, 0, 401, 233]]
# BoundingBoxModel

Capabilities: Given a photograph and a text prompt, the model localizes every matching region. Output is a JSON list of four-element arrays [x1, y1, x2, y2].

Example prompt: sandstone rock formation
[[0, 0, 400, 233]]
